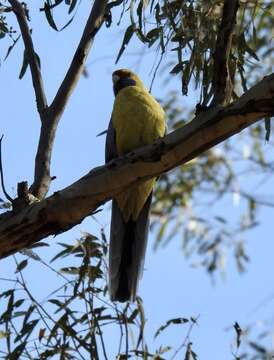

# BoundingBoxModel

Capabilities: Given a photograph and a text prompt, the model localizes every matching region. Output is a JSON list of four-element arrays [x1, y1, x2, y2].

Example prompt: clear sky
[[1, 2, 274, 359]]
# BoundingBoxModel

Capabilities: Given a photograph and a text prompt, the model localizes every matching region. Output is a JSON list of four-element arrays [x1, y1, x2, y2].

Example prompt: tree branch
[[50, 0, 108, 117], [0, 73, 273, 259], [8, 0, 48, 117], [211, 0, 239, 106], [30, 0, 108, 200]]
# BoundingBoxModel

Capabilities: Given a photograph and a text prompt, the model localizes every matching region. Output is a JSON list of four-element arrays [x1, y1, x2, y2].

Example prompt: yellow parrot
[[105, 69, 166, 302]]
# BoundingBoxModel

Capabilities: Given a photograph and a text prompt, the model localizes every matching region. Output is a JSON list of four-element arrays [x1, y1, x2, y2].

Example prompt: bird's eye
[[112, 74, 120, 84]]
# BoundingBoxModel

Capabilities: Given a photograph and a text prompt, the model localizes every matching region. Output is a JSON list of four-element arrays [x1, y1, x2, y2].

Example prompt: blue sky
[[1, 2, 274, 358]]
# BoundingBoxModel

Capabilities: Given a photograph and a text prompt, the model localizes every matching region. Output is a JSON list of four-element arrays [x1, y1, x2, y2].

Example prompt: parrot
[[105, 69, 166, 302]]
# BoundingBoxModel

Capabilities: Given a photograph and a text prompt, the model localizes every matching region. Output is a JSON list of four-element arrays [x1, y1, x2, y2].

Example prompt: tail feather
[[109, 193, 152, 302]]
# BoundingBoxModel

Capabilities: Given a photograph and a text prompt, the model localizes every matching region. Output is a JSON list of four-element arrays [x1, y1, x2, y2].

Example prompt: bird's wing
[[105, 118, 117, 163]]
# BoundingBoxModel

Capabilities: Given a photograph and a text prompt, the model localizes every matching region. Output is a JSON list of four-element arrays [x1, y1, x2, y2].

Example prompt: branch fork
[[8, 0, 108, 200]]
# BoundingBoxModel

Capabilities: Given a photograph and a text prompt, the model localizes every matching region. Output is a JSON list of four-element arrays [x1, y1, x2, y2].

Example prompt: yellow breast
[[112, 85, 166, 221], [112, 86, 165, 155]]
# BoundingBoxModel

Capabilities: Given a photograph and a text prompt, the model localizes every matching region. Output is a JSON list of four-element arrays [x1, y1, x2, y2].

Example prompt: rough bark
[[211, 0, 239, 106]]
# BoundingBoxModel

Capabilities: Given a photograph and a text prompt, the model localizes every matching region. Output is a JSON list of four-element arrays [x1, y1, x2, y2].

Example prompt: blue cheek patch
[[114, 78, 137, 95], [120, 78, 136, 87]]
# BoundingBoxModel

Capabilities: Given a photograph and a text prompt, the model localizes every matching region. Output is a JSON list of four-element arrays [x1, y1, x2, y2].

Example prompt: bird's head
[[112, 69, 144, 96]]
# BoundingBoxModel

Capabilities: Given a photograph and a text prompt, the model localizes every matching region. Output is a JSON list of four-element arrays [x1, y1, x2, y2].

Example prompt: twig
[[94, 314, 109, 360], [81, 266, 96, 359], [107, 0, 125, 10], [30, 0, 108, 199], [211, 0, 239, 106], [0, 135, 13, 203], [8, 0, 48, 118], [15, 259, 91, 353], [170, 315, 199, 360], [10, 320, 33, 360], [123, 308, 129, 358], [13, 256, 55, 341], [116, 307, 124, 356]]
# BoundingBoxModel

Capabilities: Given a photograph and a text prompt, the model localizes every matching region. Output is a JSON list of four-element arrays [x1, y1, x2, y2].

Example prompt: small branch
[[0, 135, 13, 203], [30, 0, 108, 200], [29, 118, 58, 199], [50, 0, 108, 118], [8, 0, 48, 118], [171, 315, 199, 360], [211, 0, 239, 106]]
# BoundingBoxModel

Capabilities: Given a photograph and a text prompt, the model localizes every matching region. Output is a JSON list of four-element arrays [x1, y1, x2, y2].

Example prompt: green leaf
[[4, 35, 20, 61], [170, 62, 184, 74], [40, 0, 63, 11], [155, 3, 161, 25], [136, 297, 146, 349], [30, 242, 49, 248], [245, 42, 259, 61], [0, 290, 14, 323], [59, 266, 79, 275], [22, 305, 36, 328], [44, 2, 58, 31], [19, 50, 29, 79], [249, 341, 267, 354], [127, 308, 139, 323], [15, 259, 28, 273], [50, 243, 73, 262], [0, 289, 14, 299], [15, 319, 39, 343], [115, 24, 135, 64], [137, 0, 143, 30], [154, 317, 189, 338], [59, 14, 75, 31], [13, 311, 27, 318], [234, 321, 242, 349], [264, 117, 271, 142], [13, 299, 25, 308], [9, 341, 27, 360], [68, 0, 77, 14], [146, 27, 161, 40], [156, 220, 168, 243]]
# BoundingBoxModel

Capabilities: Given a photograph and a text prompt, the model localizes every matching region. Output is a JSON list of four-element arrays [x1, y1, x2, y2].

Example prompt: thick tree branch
[[0, 73, 274, 260], [8, 0, 48, 117], [211, 0, 239, 106], [30, 0, 108, 200]]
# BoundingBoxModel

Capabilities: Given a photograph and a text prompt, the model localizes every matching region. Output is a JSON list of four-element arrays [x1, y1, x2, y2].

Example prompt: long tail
[[109, 193, 152, 302]]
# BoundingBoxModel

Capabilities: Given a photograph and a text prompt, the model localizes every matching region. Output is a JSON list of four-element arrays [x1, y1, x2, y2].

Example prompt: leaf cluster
[[151, 91, 274, 277], [115, 1, 273, 103], [0, 232, 198, 359]]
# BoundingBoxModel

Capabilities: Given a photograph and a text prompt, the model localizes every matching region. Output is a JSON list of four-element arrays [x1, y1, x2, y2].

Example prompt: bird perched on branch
[[105, 69, 166, 302]]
